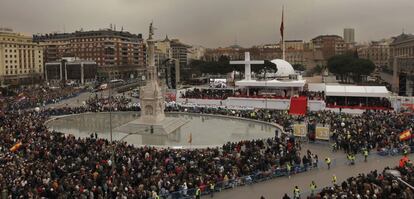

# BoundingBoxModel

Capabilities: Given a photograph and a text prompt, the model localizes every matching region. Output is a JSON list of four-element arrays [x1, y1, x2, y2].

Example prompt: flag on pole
[[280, 6, 284, 39], [399, 130, 411, 141], [188, 133, 192, 144]]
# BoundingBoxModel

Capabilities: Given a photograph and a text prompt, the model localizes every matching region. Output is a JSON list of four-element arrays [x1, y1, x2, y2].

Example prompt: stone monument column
[[139, 22, 165, 123]]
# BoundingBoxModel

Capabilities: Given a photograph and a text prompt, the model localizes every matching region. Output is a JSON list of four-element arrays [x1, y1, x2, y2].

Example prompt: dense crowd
[[86, 95, 140, 112], [3, 87, 84, 110], [180, 88, 234, 100], [308, 110, 414, 154], [0, 105, 312, 198], [309, 164, 414, 198], [2, 87, 414, 198]]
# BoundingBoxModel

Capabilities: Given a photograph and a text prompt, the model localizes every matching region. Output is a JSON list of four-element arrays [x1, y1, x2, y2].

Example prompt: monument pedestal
[[114, 117, 188, 135]]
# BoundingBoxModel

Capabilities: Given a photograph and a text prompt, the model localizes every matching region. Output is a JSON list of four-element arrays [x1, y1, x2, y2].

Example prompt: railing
[[148, 161, 337, 199]]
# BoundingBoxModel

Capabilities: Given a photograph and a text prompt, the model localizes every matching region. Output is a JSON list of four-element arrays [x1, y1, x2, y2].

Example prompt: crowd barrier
[[150, 161, 337, 199]]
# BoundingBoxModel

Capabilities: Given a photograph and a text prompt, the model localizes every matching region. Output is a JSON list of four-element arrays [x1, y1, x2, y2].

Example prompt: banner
[[293, 124, 307, 137], [315, 126, 330, 140]]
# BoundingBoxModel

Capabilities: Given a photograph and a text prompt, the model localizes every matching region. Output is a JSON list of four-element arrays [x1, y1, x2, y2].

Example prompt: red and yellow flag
[[10, 142, 22, 152], [399, 130, 411, 141]]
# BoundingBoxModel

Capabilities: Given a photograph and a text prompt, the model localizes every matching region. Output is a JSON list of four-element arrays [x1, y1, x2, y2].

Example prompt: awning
[[235, 79, 306, 88], [325, 85, 389, 97], [307, 83, 326, 92]]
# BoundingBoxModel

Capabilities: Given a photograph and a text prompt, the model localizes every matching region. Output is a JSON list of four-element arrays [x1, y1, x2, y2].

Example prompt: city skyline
[[0, 0, 413, 48]]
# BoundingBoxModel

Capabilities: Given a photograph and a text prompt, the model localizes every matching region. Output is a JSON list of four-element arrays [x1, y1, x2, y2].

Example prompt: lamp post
[[109, 83, 115, 172], [264, 66, 268, 109]]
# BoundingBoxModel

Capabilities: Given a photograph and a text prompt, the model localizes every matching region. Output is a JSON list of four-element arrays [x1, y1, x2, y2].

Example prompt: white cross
[[230, 52, 264, 80]]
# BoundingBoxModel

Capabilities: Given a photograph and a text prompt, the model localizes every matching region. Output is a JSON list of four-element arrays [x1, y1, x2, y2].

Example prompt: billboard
[[293, 124, 307, 137], [315, 126, 330, 140]]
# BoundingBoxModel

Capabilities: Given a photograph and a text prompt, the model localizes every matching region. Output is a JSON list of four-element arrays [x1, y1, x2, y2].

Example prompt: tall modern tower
[[344, 28, 355, 43]]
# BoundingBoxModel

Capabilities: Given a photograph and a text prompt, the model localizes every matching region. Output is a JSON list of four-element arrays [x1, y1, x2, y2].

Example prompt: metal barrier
[[150, 162, 337, 199]]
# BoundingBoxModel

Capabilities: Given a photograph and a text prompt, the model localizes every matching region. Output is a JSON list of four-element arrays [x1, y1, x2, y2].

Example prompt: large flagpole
[[281, 6, 285, 60]]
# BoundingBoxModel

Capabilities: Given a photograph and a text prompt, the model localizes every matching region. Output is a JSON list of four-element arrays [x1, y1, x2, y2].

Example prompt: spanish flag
[[399, 130, 412, 141], [188, 133, 192, 144], [10, 142, 22, 152]]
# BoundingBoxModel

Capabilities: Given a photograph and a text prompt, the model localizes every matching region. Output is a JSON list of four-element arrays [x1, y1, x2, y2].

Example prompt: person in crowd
[[309, 181, 317, 196], [325, 157, 331, 169], [293, 186, 301, 199]]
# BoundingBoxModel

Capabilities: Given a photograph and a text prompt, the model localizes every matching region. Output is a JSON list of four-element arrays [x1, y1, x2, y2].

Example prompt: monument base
[[114, 117, 189, 135]]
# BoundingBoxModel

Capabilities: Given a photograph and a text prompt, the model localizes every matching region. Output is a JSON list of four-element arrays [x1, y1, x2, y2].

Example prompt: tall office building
[[344, 28, 355, 44], [0, 28, 44, 85]]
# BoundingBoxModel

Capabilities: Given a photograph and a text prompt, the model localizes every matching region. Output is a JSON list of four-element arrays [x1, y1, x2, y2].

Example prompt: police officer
[[363, 148, 369, 162], [286, 162, 292, 178], [209, 182, 215, 197], [293, 186, 301, 199], [310, 181, 317, 196], [195, 186, 201, 199], [332, 174, 337, 185], [325, 157, 331, 169]]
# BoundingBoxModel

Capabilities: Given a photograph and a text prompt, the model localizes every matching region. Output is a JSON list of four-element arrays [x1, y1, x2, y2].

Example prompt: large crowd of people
[[0, 104, 313, 198], [2, 85, 414, 198], [308, 164, 414, 198], [2, 87, 84, 111]]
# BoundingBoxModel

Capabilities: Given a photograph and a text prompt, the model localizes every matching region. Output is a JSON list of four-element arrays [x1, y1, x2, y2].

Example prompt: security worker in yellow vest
[[195, 187, 201, 199], [363, 148, 369, 162], [310, 181, 317, 196], [332, 174, 337, 185], [293, 186, 301, 199], [347, 153, 355, 165], [325, 157, 331, 169], [209, 182, 215, 197], [286, 162, 292, 178]]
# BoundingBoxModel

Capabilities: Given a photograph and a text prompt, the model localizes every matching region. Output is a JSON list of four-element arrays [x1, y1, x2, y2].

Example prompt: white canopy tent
[[325, 85, 390, 98], [235, 79, 306, 88]]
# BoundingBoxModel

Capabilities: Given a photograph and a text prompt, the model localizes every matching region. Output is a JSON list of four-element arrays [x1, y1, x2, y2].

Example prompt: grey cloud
[[0, 0, 413, 47]]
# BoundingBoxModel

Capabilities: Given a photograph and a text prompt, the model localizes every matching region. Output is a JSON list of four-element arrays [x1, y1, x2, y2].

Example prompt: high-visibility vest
[[332, 176, 337, 183], [325, 158, 331, 164], [287, 163, 292, 171], [364, 150, 368, 156], [310, 183, 317, 190], [210, 183, 214, 190], [293, 188, 300, 196], [196, 188, 201, 196]]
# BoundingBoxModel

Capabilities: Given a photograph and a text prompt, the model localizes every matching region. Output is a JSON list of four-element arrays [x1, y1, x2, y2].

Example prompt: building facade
[[387, 33, 414, 96], [0, 28, 44, 85], [33, 29, 146, 66], [170, 39, 190, 81], [45, 57, 97, 85], [311, 35, 346, 60], [357, 39, 392, 67], [282, 40, 304, 50], [33, 28, 146, 81]]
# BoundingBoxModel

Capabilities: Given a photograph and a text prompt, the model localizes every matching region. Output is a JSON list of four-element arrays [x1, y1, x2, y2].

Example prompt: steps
[[289, 96, 308, 115]]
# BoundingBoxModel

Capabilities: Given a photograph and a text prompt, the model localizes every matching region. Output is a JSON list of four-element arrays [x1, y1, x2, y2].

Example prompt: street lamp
[[108, 83, 115, 172], [385, 169, 414, 190]]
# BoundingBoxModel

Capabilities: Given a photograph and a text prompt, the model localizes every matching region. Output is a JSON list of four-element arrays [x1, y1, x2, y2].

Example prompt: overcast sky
[[0, 0, 413, 48]]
